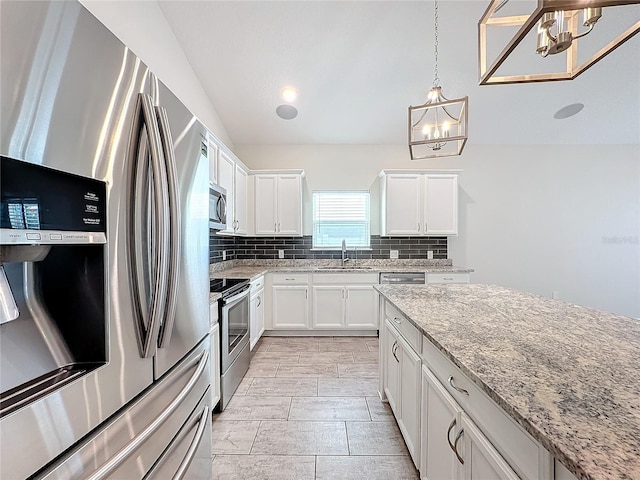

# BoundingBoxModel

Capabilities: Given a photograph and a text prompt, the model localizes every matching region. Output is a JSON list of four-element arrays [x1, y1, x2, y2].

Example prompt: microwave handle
[[217, 195, 227, 223]]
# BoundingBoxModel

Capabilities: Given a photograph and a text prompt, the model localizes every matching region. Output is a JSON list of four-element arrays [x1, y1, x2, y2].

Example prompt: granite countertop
[[209, 260, 473, 281], [375, 284, 640, 480]]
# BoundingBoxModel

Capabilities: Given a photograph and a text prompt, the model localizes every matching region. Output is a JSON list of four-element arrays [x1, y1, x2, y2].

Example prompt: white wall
[[236, 144, 640, 319], [79, 0, 232, 147]]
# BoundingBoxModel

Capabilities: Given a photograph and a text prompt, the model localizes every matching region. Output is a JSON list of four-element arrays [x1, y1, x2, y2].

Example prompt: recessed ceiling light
[[276, 104, 298, 120], [281, 87, 297, 103], [554, 103, 584, 119]]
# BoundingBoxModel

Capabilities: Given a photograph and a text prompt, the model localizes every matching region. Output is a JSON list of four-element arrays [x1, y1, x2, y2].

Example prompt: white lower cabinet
[[383, 319, 421, 468], [345, 285, 378, 328], [460, 413, 520, 480], [312, 286, 345, 328], [271, 274, 310, 330], [421, 365, 462, 480], [250, 287, 265, 350]]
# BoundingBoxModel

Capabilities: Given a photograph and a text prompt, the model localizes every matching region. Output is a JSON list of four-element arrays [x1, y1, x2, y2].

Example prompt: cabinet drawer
[[427, 273, 470, 284], [271, 273, 310, 285], [313, 273, 379, 285], [421, 337, 544, 480], [385, 302, 421, 353]]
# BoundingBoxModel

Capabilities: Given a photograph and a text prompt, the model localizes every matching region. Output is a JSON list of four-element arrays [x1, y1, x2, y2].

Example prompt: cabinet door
[[384, 320, 401, 416], [383, 174, 421, 235], [460, 413, 520, 480], [421, 365, 463, 480], [345, 285, 378, 329], [424, 174, 458, 235], [208, 137, 218, 185], [211, 323, 221, 408], [277, 175, 302, 235], [255, 289, 265, 339], [272, 286, 309, 329], [398, 337, 422, 468], [250, 293, 259, 350], [312, 286, 345, 329], [254, 175, 278, 235], [234, 165, 248, 235], [217, 151, 235, 234]]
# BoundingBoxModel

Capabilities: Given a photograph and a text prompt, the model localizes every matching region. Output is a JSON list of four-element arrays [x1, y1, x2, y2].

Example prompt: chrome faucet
[[341, 239, 350, 266]]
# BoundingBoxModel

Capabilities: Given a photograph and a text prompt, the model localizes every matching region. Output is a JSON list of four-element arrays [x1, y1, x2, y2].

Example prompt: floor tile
[[315, 455, 418, 480], [366, 396, 395, 421], [244, 363, 278, 378], [210, 420, 260, 454], [338, 363, 379, 378], [215, 395, 292, 420], [333, 336, 375, 342], [247, 377, 318, 396], [298, 351, 354, 364], [319, 342, 370, 352], [353, 351, 379, 364], [212, 454, 316, 480], [346, 421, 409, 455], [251, 421, 348, 455], [287, 336, 335, 345], [289, 397, 370, 421], [233, 377, 253, 396], [267, 343, 320, 352], [276, 364, 339, 377], [317, 378, 378, 397], [250, 351, 300, 364], [367, 343, 381, 352]]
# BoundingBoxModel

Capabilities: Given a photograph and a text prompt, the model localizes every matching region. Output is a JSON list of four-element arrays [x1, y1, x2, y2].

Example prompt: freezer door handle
[[85, 349, 209, 480], [129, 93, 170, 358], [172, 405, 210, 480], [155, 106, 181, 349]]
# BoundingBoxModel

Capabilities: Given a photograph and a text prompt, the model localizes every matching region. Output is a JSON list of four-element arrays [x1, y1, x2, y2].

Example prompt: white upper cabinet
[[234, 164, 248, 235], [254, 172, 303, 236], [215, 147, 249, 236], [380, 170, 460, 236], [207, 135, 219, 185]]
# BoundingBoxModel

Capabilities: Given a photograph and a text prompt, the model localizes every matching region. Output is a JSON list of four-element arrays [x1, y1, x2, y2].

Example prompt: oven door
[[220, 287, 249, 373]]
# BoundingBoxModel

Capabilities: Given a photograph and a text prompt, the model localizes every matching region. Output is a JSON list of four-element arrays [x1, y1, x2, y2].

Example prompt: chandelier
[[479, 0, 640, 85], [408, 0, 468, 160]]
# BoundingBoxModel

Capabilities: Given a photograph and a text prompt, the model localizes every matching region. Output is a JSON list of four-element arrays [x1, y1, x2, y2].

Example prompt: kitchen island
[[375, 284, 640, 480]]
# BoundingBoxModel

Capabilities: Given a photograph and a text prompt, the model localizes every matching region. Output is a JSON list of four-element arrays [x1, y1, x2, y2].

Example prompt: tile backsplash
[[210, 234, 447, 264]]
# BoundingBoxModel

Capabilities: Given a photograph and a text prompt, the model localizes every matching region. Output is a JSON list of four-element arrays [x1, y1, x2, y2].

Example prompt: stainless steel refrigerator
[[0, 1, 211, 478]]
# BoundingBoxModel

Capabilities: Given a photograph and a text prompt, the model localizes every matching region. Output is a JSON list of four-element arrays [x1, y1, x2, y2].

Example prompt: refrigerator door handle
[[84, 350, 209, 480], [130, 93, 171, 358], [155, 106, 181, 349], [171, 405, 210, 480]]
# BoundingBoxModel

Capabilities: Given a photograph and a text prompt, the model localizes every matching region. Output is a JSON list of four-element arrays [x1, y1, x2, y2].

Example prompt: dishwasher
[[379, 272, 426, 285]]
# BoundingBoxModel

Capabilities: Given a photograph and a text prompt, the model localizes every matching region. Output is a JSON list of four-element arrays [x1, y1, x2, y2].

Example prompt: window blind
[[312, 191, 370, 249]]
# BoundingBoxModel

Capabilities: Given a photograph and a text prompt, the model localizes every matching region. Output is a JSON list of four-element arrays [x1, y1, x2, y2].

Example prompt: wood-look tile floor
[[211, 336, 419, 480]]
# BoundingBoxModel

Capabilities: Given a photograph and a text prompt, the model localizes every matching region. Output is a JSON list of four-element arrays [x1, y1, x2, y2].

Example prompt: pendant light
[[409, 0, 468, 160], [478, 0, 640, 85]]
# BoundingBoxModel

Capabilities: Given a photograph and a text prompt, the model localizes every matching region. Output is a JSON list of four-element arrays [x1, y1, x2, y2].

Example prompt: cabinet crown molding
[[251, 169, 305, 176]]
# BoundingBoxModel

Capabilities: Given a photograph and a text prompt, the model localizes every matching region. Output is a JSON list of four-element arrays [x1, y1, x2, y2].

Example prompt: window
[[312, 191, 370, 249]]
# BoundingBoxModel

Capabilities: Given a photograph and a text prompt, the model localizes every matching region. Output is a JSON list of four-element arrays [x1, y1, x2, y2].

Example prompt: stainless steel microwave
[[209, 182, 227, 230]]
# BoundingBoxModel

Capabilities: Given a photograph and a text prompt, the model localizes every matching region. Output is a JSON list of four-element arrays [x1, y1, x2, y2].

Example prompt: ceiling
[[158, 1, 640, 146]]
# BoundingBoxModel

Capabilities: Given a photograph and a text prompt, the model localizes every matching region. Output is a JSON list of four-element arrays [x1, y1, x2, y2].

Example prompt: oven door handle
[[222, 287, 250, 306]]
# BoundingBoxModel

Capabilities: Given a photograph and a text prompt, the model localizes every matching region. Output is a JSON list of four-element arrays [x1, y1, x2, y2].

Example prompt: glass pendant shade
[[409, 87, 468, 160], [478, 0, 640, 85]]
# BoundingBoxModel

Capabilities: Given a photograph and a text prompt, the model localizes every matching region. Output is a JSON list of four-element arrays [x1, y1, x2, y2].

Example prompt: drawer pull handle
[[392, 340, 399, 362], [446, 418, 457, 454], [392, 317, 401, 325], [443, 277, 454, 281], [285, 278, 295, 281], [453, 428, 465, 464], [448, 376, 469, 395]]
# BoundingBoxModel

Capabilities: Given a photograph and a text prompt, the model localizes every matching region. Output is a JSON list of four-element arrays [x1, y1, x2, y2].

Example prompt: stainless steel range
[[210, 278, 251, 409]]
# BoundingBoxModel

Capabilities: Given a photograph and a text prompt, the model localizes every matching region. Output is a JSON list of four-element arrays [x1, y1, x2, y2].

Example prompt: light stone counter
[[209, 259, 473, 282], [375, 283, 640, 480]]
